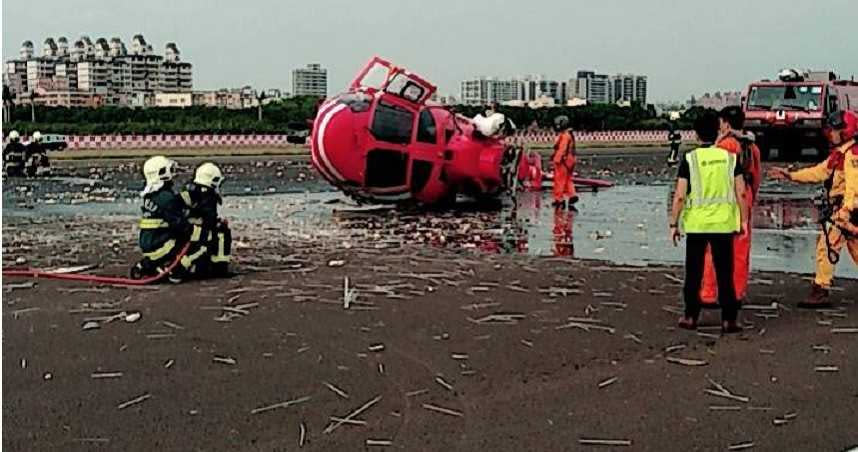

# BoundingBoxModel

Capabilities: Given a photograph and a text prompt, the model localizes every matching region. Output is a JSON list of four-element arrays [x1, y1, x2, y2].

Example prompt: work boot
[[721, 319, 743, 334], [797, 283, 831, 309]]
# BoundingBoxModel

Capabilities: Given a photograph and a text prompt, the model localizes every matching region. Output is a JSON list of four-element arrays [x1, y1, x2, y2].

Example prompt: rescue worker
[[131, 156, 193, 283], [25, 131, 47, 177], [669, 110, 749, 333], [552, 115, 578, 208], [3, 130, 27, 176], [769, 110, 858, 307], [700, 106, 762, 306], [180, 162, 232, 277]]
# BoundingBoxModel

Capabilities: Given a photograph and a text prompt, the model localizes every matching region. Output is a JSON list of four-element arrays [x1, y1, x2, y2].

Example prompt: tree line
[[4, 94, 711, 135]]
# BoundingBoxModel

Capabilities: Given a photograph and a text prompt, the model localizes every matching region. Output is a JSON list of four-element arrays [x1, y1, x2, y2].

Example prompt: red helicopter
[[310, 57, 522, 205]]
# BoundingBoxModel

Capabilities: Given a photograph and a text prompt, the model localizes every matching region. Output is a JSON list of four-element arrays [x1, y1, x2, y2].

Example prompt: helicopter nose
[[312, 101, 362, 185]]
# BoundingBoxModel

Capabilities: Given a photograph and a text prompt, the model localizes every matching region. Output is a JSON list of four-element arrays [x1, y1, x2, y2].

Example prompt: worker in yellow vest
[[669, 110, 749, 333]]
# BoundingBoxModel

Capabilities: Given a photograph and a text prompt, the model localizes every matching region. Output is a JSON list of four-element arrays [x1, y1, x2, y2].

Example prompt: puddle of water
[[4, 186, 856, 280]]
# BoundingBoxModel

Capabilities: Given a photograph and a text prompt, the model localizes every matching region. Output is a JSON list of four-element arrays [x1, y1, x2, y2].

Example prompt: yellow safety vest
[[681, 146, 740, 233]]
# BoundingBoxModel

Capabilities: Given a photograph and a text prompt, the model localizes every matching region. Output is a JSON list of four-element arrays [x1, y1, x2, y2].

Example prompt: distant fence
[[40, 130, 695, 150]]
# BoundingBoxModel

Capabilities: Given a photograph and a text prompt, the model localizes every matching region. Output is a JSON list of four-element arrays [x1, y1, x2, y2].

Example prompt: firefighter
[[25, 131, 47, 177], [768, 110, 858, 307], [700, 106, 762, 306], [3, 130, 26, 177], [552, 115, 577, 208], [180, 162, 232, 277], [131, 156, 194, 283]]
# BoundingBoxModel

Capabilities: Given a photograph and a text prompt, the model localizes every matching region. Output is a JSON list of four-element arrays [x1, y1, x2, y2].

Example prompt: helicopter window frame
[[416, 109, 438, 144], [370, 100, 415, 145], [385, 73, 427, 103]]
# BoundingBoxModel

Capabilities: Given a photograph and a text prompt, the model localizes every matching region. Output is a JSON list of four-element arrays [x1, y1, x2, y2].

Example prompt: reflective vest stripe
[[142, 239, 175, 260], [139, 218, 169, 229]]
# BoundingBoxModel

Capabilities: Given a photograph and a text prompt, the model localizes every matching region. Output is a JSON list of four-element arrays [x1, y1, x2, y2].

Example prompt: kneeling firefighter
[[3, 131, 26, 176], [180, 162, 232, 277], [769, 110, 858, 307], [132, 156, 194, 283]]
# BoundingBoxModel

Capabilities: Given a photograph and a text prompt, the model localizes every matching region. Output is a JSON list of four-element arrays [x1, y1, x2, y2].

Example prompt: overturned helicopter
[[310, 57, 522, 205]]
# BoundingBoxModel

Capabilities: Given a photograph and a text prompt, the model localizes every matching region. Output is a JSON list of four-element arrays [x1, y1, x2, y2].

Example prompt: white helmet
[[194, 162, 223, 189], [32, 131, 42, 142], [8, 130, 20, 141], [141, 156, 176, 196]]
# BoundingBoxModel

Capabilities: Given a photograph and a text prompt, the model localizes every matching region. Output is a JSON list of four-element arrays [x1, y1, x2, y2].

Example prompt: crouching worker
[[131, 156, 194, 283], [181, 162, 232, 277]]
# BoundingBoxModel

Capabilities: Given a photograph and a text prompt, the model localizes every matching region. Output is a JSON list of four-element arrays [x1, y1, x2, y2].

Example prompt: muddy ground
[[2, 150, 856, 451]]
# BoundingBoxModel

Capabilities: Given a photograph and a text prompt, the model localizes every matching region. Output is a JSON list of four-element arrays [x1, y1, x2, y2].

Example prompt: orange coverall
[[552, 131, 576, 203], [700, 135, 761, 304]]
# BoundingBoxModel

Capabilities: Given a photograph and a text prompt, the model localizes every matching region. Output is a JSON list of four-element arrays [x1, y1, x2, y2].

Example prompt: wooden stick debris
[[213, 356, 236, 365], [299, 422, 306, 448], [117, 393, 151, 410], [814, 365, 839, 372], [405, 389, 428, 397], [666, 357, 708, 367], [705, 389, 749, 403], [250, 395, 312, 414], [578, 438, 632, 447], [435, 376, 454, 392], [323, 381, 350, 399], [598, 377, 618, 389], [91, 372, 123, 379], [556, 321, 616, 334], [831, 327, 858, 334], [727, 441, 755, 451], [422, 403, 463, 417], [366, 439, 393, 447], [329, 416, 366, 425], [324, 396, 382, 434]]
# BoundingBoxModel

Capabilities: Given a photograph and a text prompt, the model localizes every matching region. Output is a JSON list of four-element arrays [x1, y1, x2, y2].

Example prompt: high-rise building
[[292, 63, 327, 97], [461, 77, 522, 105], [573, 71, 648, 105], [3, 34, 193, 107]]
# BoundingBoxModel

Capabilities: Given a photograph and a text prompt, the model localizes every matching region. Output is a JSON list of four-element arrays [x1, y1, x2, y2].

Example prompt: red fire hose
[[2, 243, 191, 286]]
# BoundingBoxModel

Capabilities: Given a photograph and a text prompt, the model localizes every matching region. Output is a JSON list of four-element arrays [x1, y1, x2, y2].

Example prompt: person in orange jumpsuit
[[769, 110, 858, 307], [552, 115, 577, 208], [700, 106, 762, 306]]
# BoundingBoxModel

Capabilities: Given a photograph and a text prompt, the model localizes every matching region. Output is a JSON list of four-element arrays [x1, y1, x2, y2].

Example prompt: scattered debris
[[814, 365, 839, 372], [578, 438, 632, 447], [212, 356, 236, 365], [435, 376, 454, 392], [324, 396, 382, 434], [117, 393, 151, 410], [705, 380, 749, 403], [666, 357, 708, 367], [328, 259, 346, 267], [365, 439, 393, 447], [91, 372, 123, 379], [251, 395, 312, 414], [598, 377, 618, 389], [322, 381, 349, 399], [82, 321, 100, 331], [727, 441, 755, 451], [422, 403, 463, 417], [368, 344, 385, 352], [831, 327, 858, 334], [299, 422, 306, 448]]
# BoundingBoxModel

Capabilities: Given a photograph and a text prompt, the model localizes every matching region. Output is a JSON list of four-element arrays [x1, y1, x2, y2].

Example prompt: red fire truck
[[742, 69, 858, 160]]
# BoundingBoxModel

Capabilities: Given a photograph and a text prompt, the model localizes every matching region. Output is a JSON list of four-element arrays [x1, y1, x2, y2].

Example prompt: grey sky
[[3, 0, 857, 102]]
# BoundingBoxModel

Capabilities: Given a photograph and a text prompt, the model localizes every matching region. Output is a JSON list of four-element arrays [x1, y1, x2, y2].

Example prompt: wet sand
[[3, 150, 856, 451]]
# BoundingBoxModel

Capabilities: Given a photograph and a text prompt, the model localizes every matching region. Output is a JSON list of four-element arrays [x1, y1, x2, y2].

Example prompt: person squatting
[[131, 156, 232, 283]]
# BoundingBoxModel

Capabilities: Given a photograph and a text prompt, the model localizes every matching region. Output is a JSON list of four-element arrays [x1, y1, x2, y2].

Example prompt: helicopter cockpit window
[[385, 73, 426, 103], [416, 109, 437, 144], [371, 100, 414, 144]]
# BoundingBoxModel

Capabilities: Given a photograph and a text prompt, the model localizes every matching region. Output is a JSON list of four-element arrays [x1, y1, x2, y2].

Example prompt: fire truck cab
[[742, 69, 858, 160]]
